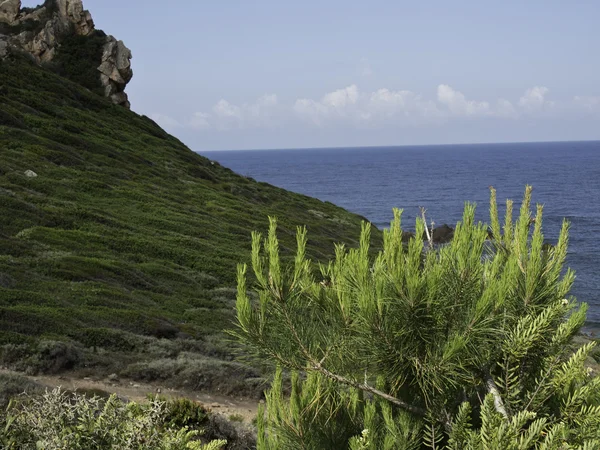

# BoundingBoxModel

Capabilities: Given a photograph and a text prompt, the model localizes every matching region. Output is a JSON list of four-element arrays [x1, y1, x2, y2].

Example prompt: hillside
[[0, 56, 380, 395]]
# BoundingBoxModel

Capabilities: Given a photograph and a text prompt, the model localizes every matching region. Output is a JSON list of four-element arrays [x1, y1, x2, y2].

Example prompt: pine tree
[[234, 187, 600, 449]]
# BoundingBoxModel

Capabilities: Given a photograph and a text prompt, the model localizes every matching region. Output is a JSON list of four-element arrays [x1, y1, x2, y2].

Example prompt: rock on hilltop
[[0, 0, 132, 107]]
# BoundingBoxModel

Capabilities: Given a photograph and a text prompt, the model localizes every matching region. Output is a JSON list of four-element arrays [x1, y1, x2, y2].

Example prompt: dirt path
[[0, 369, 259, 423]]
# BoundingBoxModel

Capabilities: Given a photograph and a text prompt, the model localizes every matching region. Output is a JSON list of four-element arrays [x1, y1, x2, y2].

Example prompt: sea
[[202, 141, 600, 328]]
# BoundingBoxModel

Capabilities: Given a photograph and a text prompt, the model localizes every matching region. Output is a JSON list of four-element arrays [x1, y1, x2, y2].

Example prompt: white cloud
[[496, 99, 518, 118], [150, 113, 182, 131], [189, 112, 211, 130], [518, 86, 550, 112], [213, 99, 242, 120], [437, 84, 491, 116], [573, 95, 600, 112], [245, 94, 279, 125], [366, 88, 442, 123], [187, 94, 280, 131], [152, 83, 600, 135], [295, 84, 556, 126], [294, 85, 360, 125], [323, 85, 359, 109]]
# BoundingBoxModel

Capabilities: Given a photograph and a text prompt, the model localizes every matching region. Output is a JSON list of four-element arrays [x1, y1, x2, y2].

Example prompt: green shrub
[[162, 397, 210, 430], [71, 327, 137, 352], [0, 374, 41, 409], [0, 340, 80, 375], [52, 31, 107, 96], [0, 388, 227, 449]]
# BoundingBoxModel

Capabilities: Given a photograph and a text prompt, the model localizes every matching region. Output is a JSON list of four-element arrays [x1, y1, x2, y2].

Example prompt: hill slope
[[0, 57, 379, 393]]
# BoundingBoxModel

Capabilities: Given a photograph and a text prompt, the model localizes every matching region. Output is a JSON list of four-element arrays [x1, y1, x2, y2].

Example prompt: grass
[[0, 56, 381, 391]]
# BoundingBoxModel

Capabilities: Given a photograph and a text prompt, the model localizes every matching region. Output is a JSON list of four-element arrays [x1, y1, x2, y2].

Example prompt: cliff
[[0, 0, 132, 107]]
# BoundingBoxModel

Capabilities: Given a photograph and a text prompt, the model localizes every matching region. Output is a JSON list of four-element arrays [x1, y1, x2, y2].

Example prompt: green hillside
[[0, 56, 379, 394]]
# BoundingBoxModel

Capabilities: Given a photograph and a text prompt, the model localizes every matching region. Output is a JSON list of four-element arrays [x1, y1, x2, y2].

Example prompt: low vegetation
[[0, 388, 228, 449], [0, 56, 377, 392]]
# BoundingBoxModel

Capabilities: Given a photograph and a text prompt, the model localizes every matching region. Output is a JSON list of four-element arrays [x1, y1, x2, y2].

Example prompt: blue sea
[[202, 141, 600, 327]]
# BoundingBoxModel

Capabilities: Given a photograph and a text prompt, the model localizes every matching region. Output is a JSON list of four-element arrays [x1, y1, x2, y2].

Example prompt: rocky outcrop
[[0, 0, 20, 24], [0, 0, 132, 107], [99, 37, 133, 108]]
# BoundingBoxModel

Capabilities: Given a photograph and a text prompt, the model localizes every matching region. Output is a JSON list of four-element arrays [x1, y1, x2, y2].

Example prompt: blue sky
[[24, 0, 600, 150]]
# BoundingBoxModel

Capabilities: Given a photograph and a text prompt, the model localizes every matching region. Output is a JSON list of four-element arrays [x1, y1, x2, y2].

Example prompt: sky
[[23, 0, 600, 150]]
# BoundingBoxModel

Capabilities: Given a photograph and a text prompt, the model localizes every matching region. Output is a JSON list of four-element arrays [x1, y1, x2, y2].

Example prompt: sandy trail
[[0, 369, 259, 422]]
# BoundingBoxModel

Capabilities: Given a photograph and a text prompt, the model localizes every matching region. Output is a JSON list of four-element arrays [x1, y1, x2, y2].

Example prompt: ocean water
[[202, 141, 600, 325]]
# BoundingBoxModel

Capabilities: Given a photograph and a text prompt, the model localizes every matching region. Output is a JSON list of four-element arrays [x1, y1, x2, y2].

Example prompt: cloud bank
[[151, 84, 599, 133]]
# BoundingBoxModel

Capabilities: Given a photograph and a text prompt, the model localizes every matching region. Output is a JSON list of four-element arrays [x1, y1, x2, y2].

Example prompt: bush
[[0, 340, 80, 375], [161, 397, 210, 430], [52, 31, 107, 96], [0, 374, 41, 409], [0, 388, 227, 449]]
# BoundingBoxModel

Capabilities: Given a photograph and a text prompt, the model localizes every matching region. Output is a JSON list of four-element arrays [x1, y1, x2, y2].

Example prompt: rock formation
[[0, 0, 132, 107], [0, 1, 20, 24]]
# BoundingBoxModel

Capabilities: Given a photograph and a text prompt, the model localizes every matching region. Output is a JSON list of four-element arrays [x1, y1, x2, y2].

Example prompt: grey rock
[[98, 37, 132, 107], [0, 0, 19, 23], [432, 224, 454, 244], [110, 91, 130, 109], [24, 170, 37, 178], [56, 0, 94, 35]]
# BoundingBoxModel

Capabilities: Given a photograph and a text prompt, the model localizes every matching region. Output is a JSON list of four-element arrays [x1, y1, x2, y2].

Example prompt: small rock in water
[[24, 170, 37, 178], [211, 403, 220, 408], [156, 388, 161, 394], [107, 373, 119, 382], [132, 384, 141, 388]]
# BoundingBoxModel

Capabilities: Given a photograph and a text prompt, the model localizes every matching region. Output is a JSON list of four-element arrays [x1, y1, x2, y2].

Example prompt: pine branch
[[278, 295, 438, 423], [310, 362, 435, 422]]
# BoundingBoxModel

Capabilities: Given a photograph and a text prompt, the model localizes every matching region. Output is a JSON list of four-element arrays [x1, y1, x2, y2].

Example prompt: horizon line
[[197, 138, 600, 153]]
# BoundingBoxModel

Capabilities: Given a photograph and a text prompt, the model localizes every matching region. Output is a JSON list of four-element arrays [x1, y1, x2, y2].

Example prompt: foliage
[[51, 31, 108, 96], [0, 388, 226, 449], [161, 397, 210, 430], [0, 58, 374, 383], [235, 187, 600, 448], [0, 374, 41, 409]]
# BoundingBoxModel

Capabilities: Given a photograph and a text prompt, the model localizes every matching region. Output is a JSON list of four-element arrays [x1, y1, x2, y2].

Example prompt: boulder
[[24, 170, 38, 178], [431, 224, 454, 244], [110, 91, 130, 109], [0, 0, 19, 23], [98, 37, 132, 107]]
